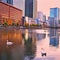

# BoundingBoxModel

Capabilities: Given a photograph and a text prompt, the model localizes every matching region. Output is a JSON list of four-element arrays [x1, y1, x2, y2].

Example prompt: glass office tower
[[50, 7, 59, 27], [0, 0, 13, 5], [50, 7, 59, 20], [25, 0, 37, 19], [25, 0, 33, 18]]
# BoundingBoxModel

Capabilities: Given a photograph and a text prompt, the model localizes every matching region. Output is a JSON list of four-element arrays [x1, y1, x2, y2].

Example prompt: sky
[[37, 0, 60, 18]]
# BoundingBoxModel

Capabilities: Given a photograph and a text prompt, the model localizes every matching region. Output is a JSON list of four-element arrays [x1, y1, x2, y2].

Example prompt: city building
[[36, 12, 46, 25], [13, 0, 25, 16], [22, 16, 36, 26], [35, 18, 40, 25], [37, 12, 46, 22], [50, 7, 60, 27], [50, 7, 60, 20], [37, 12, 43, 21], [43, 15, 46, 22], [25, 0, 37, 19], [13, 0, 37, 19], [0, 2, 22, 25], [0, 0, 13, 5]]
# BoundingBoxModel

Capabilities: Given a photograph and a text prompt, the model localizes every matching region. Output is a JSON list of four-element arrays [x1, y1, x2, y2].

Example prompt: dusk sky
[[37, 0, 60, 17]]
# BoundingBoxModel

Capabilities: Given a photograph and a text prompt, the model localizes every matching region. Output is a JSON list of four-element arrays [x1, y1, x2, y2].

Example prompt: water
[[0, 28, 60, 60]]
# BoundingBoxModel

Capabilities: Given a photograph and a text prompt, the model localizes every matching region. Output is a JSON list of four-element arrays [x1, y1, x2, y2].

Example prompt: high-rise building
[[13, 0, 37, 19], [50, 7, 59, 20], [0, 0, 13, 5], [50, 7, 60, 27], [25, 0, 37, 19]]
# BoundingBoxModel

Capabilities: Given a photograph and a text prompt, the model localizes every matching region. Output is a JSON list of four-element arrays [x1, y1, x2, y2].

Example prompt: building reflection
[[24, 29, 36, 60], [0, 29, 24, 60], [49, 29, 59, 47], [36, 33, 46, 40]]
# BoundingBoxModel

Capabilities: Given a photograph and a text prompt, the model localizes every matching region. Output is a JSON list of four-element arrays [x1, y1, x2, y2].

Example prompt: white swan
[[6, 40, 13, 45]]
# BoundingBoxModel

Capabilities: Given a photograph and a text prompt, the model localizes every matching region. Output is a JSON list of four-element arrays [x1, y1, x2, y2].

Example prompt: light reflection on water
[[0, 29, 60, 60]]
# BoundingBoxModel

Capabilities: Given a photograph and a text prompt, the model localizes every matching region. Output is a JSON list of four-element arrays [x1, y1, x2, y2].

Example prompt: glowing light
[[25, 29, 28, 40]]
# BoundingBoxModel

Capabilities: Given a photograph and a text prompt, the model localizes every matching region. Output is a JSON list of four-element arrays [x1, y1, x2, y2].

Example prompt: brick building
[[0, 2, 22, 25]]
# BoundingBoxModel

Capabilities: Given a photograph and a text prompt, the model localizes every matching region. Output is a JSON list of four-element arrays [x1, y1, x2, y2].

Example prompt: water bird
[[41, 48, 47, 56], [6, 40, 13, 45]]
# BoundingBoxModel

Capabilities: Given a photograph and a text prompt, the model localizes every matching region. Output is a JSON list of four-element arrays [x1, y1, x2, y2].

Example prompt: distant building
[[0, 0, 13, 5], [37, 12, 46, 22], [28, 18, 36, 25], [22, 16, 36, 26], [37, 12, 43, 22], [50, 7, 60, 20], [37, 12, 46, 25], [35, 18, 40, 25], [50, 7, 60, 25], [43, 15, 46, 22], [25, 0, 37, 19]]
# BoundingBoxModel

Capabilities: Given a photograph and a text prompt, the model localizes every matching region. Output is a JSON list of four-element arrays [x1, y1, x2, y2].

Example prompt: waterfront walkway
[[33, 57, 55, 60]]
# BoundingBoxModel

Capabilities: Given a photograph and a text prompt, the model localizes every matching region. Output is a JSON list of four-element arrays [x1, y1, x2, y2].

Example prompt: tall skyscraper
[[13, 0, 37, 19], [25, 0, 37, 19], [50, 7, 59, 20], [50, 7, 60, 27], [0, 0, 13, 5]]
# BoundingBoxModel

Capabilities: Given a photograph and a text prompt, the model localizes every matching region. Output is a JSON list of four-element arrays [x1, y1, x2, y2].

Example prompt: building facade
[[50, 7, 60, 27], [13, 0, 37, 19], [0, 0, 13, 5], [0, 2, 22, 25], [13, 0, 25, 16], [37, 12, 46, 22], [50, 7, 59, 20], [25, 0, 37, 19]]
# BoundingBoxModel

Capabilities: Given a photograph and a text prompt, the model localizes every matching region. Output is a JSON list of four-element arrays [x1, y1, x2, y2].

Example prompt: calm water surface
[[0, 28, 60, 60]]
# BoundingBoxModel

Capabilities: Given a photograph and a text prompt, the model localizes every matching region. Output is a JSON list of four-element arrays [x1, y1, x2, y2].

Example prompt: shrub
[[12, 23, 15, 26], [4, 22, 8, 26], [16, 23, 19, 26]]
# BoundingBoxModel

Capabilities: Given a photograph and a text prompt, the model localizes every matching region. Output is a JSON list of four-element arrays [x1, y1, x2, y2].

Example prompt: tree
[[16, 23, 19, 26], [12, 23, 15, 26], [4, 22, 8, 26]]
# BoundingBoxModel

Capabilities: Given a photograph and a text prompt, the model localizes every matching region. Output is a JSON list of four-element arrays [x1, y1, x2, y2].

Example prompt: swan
[[6, 40, 13, 45]]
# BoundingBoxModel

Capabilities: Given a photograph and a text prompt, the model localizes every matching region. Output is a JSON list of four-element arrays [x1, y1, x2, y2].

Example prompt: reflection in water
[[49, 29, 59, 47], [0, 29, 24, 60], [36, 33, 46, 40], [0, 29, 36, 60], [0, 28, 60, 60], [24, 29, 36, 60]]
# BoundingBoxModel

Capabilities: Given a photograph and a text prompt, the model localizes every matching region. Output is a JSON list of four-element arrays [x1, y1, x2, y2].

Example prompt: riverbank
[[0, 26, 43, 29]]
